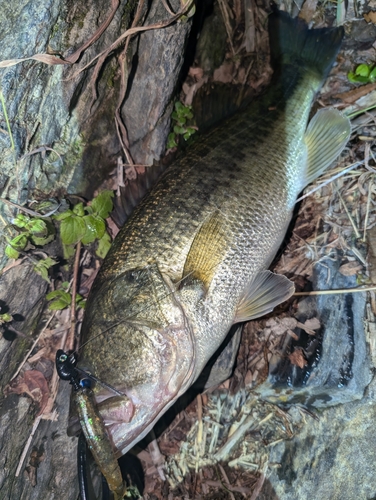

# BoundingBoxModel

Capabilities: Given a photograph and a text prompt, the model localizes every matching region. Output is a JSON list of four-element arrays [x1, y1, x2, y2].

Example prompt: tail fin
[[268, 8, 344, 81]]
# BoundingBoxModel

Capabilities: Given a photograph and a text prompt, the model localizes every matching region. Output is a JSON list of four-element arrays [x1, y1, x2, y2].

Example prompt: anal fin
[[301, 109, 351, 190], [234, 271, 295, 323]]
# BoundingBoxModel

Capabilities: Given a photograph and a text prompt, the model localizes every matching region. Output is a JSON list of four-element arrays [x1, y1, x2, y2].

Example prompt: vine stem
[[67, 240, 82, 351]]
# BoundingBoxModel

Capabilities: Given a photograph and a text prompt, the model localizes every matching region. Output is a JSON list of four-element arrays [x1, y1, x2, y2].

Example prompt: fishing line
[[295, 160, 364, 203], [66, 267, 198, 394]]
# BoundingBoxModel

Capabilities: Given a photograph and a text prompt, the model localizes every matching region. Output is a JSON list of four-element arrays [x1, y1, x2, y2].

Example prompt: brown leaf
[[339, 261, 363, 276], [289, 348, 308, 369], [0, 54, 69, 68], [303, 318, 321, 330], [299, 0, 319, 23], [5, 370, 49, 415], [287, 329, 299, 340], [364, 11, 376, 23], [334, 82, 376, 104], [296, 317, 321, 335]]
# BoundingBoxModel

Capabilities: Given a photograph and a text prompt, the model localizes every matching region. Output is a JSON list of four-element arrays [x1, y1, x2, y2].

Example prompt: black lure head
[[56, 349, 81, 390]]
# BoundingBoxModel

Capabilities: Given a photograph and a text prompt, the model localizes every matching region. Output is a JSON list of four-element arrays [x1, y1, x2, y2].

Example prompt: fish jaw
[[77, 264, 198, 456], [90, 320, 197, 457]]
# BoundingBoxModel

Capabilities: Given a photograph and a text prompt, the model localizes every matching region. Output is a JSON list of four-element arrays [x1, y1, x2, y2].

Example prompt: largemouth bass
[[72, 9, 351, 496]]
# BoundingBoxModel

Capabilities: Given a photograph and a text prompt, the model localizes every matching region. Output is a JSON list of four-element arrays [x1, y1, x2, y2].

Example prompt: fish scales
[[72, 9, 351, 495]]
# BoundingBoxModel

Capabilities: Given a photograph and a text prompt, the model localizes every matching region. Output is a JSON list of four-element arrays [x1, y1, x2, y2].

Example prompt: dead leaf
[[288, 348, 308, 369], [339, 261, 363, 276], [334, 82, 376, 104], [364, 11, 376, 23], [287, 329, 299, 340], [296, 317, 321, 335], [5, 370, 49, 415], [25, 445, 45, 486], [0, 54, 69, 68], [299, 0, 319, 23], [303, 317, 321, 331]]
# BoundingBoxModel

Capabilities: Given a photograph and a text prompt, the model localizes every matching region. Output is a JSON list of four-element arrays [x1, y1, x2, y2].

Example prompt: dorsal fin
[[111, 163, 167, 227]]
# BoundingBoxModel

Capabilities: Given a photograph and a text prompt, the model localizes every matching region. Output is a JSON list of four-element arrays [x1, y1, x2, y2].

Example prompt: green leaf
[[46, 289, 71, 310], [33, 257, 58, 283], [175, 101, 184, 112], [91, 190, 114, 219], [355, 64, 370, 77], [8, 233, 28, 251], [0, 313, 12, 323], [75, 293, 86, 309], [81, 214, 106, 244], [96, 231, 112, 258], [54, 209, 73, 221], [173, 125, 185, 135], [5, 245, 20, 259], [62, 243, 76, 259], [73, 202, 85, 216], [31, 232, 56, 246], [369, 67, 376, 82], [48, 299, 70, 310], [46, 290, 70, 301], [27, 219, 47, 235], [347, 71, 357, 83], [60, 215, 87, 245], [167, 133, 178, 149], [13, 214, 29, 228]]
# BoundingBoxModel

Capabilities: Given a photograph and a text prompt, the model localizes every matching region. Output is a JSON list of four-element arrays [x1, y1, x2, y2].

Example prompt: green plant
[[54, 190, 114, 259], [167, 101, 196, 149], [348, 63, 376, 84], [4, 190, 114, 300], [5, 213, 56, 260], [46, 282, 85, 311], [0, 312, 12, 324]]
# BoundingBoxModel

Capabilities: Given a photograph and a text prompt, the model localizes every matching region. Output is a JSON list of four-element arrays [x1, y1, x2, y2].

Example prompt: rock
[[258, 399, 376, 500], [256, 255, 371, 407]]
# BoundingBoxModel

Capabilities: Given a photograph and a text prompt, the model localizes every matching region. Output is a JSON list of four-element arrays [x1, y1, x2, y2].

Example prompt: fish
[[71, 8, 351, 497]]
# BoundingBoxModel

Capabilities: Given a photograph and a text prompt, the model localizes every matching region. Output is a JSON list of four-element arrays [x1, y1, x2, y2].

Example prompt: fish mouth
[[94, 322, 197, 457]]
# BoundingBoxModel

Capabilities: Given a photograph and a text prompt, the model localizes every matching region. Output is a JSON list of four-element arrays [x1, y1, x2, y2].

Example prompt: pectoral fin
[[234, 271, 295, 323], [183, 210, 228, 290], [301, 109, 351, 190]]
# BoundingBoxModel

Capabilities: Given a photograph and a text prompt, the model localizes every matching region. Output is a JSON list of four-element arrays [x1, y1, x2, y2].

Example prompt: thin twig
[[295, 161, 364, 203], [0, 89, 15, 150], [113, 0, 145, 162], [77, 0, 195, 104], [160, 0, 176, 16], [363, 176, 373, 242], [218, 464, 236, 500], [15, 415, 42, 477], [0, 198, 60, 218], [65, 0, 121, 64], [218, 0, 235, 56], [336, 186, 361, 239], [67, 240, 82, 352], [11, 312, 56, 381], [294, 285, 376, 296]]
